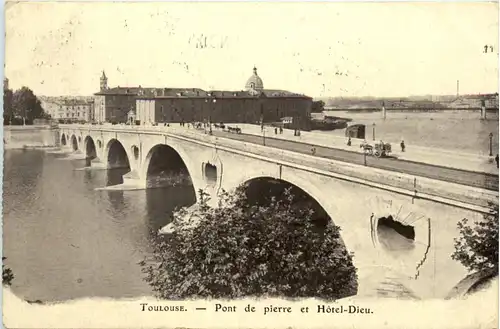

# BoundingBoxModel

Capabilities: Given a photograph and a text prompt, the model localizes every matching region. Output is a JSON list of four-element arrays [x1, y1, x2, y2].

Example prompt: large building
[[40, 96, 94, 122], [93, 71, 144, 123], [95, 68, 313, 127]]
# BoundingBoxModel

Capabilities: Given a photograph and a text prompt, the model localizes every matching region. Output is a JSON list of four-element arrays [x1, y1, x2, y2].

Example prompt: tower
[[100, 71, 108, 91], [4, 77, 9, 91]]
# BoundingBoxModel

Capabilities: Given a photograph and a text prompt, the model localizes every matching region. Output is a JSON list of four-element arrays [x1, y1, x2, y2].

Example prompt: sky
[[4, 2, 499, 98]]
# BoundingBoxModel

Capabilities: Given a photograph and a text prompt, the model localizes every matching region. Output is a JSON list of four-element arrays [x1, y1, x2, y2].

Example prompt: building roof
[[94, 87, 143, 96], [245, 67, 264, 91], [40, 96, 94, 106], [157, 88, 208, 97], [135, 88, 310, 100], [95, 86, 210, 97], [261, 89, 308, 97]]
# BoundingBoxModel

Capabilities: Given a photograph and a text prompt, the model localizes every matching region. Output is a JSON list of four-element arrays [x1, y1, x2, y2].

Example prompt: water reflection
[[108, 191, 126, 217], [144, 184, 197, 233], [106, 168, 130, 186], [3, 150, 45, 193], [3, 150, 199, 302]]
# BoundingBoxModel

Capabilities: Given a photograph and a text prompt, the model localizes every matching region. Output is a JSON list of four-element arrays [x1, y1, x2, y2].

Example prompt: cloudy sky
[[5, 2, 499, 98]]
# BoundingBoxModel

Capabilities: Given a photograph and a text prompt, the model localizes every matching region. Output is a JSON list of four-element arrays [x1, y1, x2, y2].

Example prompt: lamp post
[[210, 99, 216, 135], [489, 132, 493, 156], [263, 127, 266, 146], [204, 99, 208, 133], [372, 123, 376, 141]]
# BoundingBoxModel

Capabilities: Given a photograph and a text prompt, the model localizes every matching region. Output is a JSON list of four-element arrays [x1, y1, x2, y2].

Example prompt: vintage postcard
[[2, 1, 499, 328]]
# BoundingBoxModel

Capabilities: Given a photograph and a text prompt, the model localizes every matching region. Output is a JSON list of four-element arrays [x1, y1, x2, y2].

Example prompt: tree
[[452, 203, 498, 274], [11, 87, 47, 124], [141, 186, 358, 300], [311, 100, 325, 113], [2, 257, 14, 286], [3, 87, 13, 124]]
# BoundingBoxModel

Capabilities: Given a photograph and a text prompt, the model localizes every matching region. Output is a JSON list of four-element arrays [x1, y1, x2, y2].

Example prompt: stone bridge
[[58, 124, 498, 300]]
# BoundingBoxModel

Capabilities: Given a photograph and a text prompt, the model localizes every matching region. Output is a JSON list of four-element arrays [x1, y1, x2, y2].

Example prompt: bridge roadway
[[206, 129, 498, 192]]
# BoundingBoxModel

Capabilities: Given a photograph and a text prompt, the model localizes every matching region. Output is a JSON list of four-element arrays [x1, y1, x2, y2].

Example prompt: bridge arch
[[239, 176, 358, 297], [84, 136, 98, 165], [61, 133, 67, 146], [142, 144, 197, 196], [228, 170, 368, 259], [70, 134, 78, 151], [105, 138, 131, 170], [240, 176, 349, 245]]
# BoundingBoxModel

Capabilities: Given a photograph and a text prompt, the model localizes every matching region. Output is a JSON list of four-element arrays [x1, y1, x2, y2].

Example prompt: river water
[[322, 111, 499, 154], [3, 149, 196, 302]]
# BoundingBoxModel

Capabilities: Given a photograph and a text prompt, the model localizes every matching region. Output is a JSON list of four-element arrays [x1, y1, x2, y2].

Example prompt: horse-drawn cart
[[360, 141, 392, 158]]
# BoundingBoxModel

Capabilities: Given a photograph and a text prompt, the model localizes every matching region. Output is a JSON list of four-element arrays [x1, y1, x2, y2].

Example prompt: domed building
[[245, 67, 264, 92], [98, 67, 313, 129]]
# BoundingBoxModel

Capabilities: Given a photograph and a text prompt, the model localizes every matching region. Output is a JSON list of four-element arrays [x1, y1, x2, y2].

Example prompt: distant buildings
[[445, 94, 499, 109], [94, 68, 313, 127], [40, 96, 94, 122], [325, 93, 499, 111]]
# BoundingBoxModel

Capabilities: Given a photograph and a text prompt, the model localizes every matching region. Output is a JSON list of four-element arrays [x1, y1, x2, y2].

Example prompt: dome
[[245, 67, 264, 91]]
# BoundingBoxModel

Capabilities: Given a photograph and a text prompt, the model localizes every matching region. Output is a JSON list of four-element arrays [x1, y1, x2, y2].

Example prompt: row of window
[[58, 106, 92, 110]]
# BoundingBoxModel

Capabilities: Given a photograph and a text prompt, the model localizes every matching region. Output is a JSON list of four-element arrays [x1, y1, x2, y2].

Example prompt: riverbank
[[4, 125, 59, 149]]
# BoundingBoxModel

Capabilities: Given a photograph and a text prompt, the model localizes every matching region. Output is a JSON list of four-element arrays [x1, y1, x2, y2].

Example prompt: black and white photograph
[[2, 2, 499, 328]]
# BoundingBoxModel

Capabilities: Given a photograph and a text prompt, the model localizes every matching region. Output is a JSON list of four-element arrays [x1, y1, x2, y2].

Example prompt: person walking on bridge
[[400, 140, 406, 152], [495, 154, 499, 168]]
